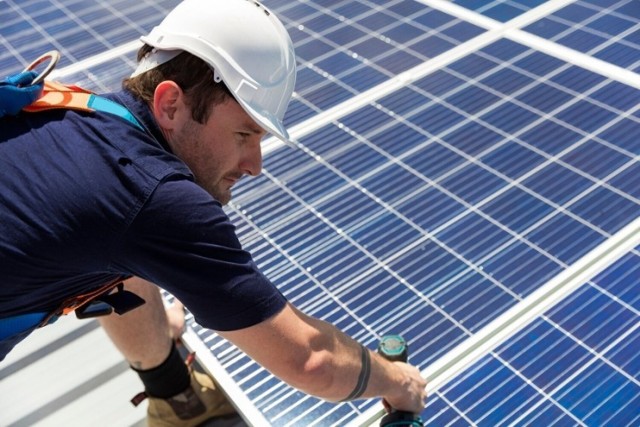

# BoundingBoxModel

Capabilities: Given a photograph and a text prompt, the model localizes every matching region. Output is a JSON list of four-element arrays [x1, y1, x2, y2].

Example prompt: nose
[[240, 140, 263, 176]]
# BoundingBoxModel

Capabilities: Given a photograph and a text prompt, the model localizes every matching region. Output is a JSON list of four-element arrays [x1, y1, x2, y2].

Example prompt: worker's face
[[172, 98, 266, 204]]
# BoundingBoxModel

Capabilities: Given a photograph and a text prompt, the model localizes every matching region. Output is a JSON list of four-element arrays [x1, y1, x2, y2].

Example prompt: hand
[[383, 362, 427, 415]]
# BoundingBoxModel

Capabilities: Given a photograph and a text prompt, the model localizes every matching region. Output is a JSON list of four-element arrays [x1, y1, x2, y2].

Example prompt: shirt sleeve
[[111, 177, 287, 331]]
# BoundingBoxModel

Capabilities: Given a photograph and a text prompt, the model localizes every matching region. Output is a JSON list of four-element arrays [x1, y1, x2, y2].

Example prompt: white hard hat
[[132, 0, 296, 142]]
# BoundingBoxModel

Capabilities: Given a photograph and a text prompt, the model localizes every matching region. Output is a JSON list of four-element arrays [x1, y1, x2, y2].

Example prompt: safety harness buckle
[[75, 283, 146, 319]]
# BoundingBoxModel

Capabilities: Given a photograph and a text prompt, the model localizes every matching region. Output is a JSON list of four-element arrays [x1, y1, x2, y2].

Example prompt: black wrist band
[[341, 344, 371, 401]]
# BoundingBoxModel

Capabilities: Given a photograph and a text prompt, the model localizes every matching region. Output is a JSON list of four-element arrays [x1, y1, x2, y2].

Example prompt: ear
[[152, 81, 187, 131]]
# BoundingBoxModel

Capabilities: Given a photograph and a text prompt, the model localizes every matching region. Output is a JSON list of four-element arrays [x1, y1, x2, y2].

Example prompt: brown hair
[[123, 44, 233, 124]]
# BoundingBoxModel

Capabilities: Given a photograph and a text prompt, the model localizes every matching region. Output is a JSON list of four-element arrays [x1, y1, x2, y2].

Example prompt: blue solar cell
[[329, 143, 389, 179], [519, 121, 584, 156], [375, 49, 424, 74], [599, 118, 640, 155], [440, 21, 486, 41], [548, 286, 636, 352], [440, 163, 509, 205], [378, 86, 430, 116], [568, 186, 639, 235], [403, 141, 466, 179], [409, 34, 456, 58], [302, 79, 355, 110], [387, 0, 426, 17], [447, 53, 499, 78], [349, 36, 394, 59], [368, 122, 428, 157], [436, 211, 512, 262], [442, 122, 504, 157], [605, 324, 640, 376], [589, 13, 637, 35], [402, 186, 468, 229], [556, 100, 619, 133], [558, 28, 610, 52], [481, 187, 556, 233], [480, 67, 535, 96], [524, 214, 605, 264], [277, 2, 317, 21], [323, 24, 368, 45], [412, 70, 466, 97], [479, 101, 540, 134], [561, 140, 632, 180], [294, 65, 328, 91], [512, 50, 566, 77], [524, 17, 571, 38], [341, 64, 390, 91], [554, 3, 597, 22], [445, 86, 502, 115], [412, 8, 454, 30], [434, 273, 516, 332], [300, 12, 342, 34], [483, 4, 527, 22], [408, 103, 468, 135], [594, 42, 640, 69], [479, 240, 562, 296], [357, 10, 400, 32], [589, 79, 640, 114], [283, 99, 317, 128], [348, 213, 424, 258], [332, 2, 370, 19], [382, 21, 428, 44], [499, 319, 592, 389], [608, 163, 640, 204], [340, 106, 394, 135], [315, 50, 363, 76], [481, 142, 547, 180], [516, 82, 575, 113], [300, 123, 354, 156], [289, 38, 334, 62]]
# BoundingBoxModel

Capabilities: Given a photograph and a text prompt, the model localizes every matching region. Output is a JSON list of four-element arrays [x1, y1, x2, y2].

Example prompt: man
[[0, 0, 427, 425]]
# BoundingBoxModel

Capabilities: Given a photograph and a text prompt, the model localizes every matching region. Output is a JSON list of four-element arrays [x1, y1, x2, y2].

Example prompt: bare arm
[[218, 303, 427, 413]]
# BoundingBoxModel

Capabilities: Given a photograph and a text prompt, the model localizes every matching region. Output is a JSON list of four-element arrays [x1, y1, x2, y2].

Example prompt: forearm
[[219, 303, 426, 412]]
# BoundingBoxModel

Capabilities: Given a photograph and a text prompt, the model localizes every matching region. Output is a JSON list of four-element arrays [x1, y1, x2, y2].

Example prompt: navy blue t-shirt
[[0, 89, 286, 331]]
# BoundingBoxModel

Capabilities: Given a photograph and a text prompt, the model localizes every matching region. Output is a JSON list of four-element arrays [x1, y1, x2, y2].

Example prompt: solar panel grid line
[[292, 124, 569, 295], [441, 53, 640, 162], [498, 333, 589, 425], [532, 0, 640, 62], [48, 40, 141, 81], [5, 0, 77, 65], [423, 0, 640, 90], [47, 0, 119, 54], [230, 200, 389, 342], [359, 216, 640, 425], [277, 29, 503, 154], [279, 45, 638, 252], [541, 313, 640, 390], [420, 0, 575, 31], [507, 28, 640, 90], [485, 353, 584, 426], [513, 303, 637, 395], [374, 61, 640, 234], [456, 356, 565, 425], [256, 143, 528, 317]]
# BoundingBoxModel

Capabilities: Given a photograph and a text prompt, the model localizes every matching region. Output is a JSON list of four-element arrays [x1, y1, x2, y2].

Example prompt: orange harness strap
[[23, 81, 95, 113]]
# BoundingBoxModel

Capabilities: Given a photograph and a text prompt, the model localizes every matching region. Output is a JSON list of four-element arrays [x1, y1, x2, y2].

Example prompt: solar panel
[[2, 0, 639, 426]]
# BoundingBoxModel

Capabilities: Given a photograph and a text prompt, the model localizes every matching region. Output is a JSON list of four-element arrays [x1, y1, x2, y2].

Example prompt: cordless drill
[[378, 335, 424, 427]]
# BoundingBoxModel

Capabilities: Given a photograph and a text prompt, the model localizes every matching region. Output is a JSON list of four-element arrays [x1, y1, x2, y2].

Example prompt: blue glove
[[0, 71, 44, 117]]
